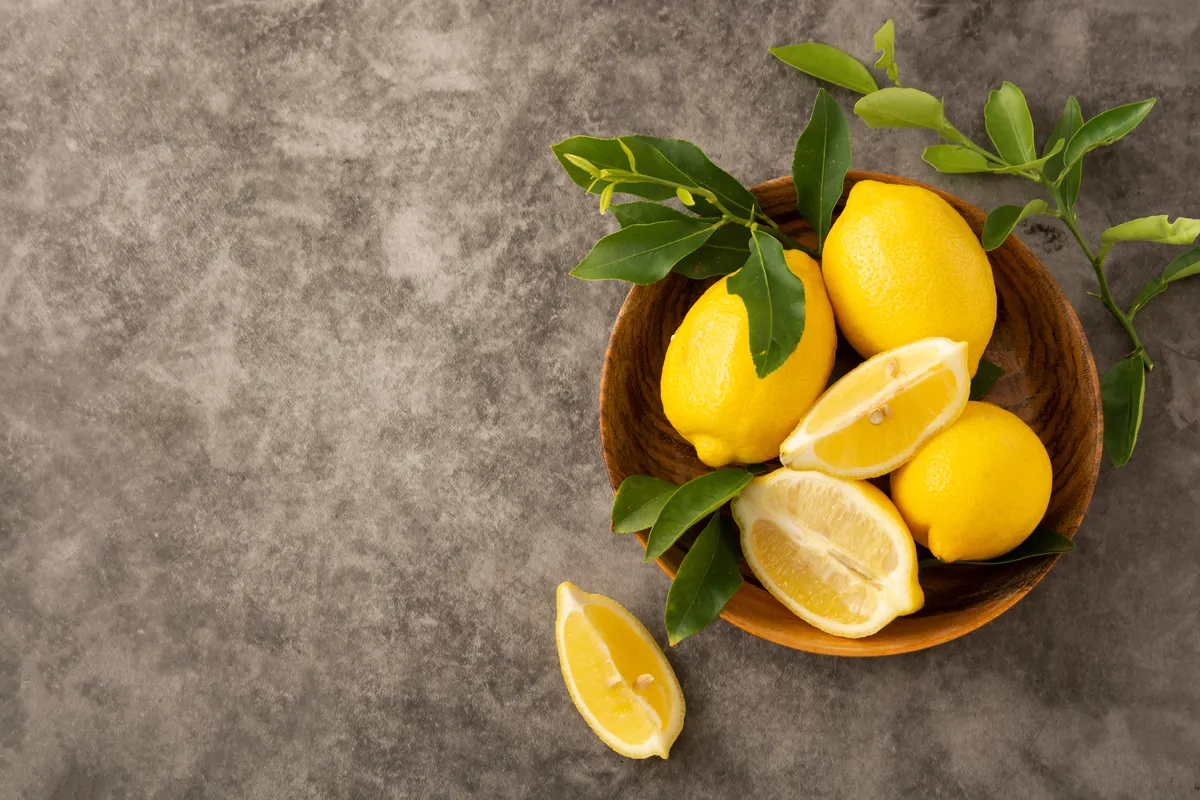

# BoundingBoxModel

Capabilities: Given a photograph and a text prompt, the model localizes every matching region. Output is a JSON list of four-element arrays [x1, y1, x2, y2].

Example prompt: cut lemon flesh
[[731, 469, 924, 639], [780, 337, 970, 479], [555, 583, 684, 759]]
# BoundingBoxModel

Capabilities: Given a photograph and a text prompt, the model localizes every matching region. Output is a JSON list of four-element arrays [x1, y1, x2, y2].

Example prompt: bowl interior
[[599, 171, 1102, 656]]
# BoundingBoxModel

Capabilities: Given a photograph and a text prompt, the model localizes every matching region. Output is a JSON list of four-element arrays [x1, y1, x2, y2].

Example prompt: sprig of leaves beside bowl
[[772, 19, 1200, 466]]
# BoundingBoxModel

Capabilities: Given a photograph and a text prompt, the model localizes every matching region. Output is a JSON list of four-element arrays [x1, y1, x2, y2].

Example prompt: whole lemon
[[661, 250, 836, 467], [890, 401, 1053, 563], [823, 181, 996, 376]]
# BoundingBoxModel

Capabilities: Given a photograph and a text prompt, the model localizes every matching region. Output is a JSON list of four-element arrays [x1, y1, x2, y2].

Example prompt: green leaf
[[1163, 245, 1200, 282], [981, 199, 1049, 251], [1100, 355, 1146, 467], [599, 182, 615, 214], [769, 42, 879, 95], [727, 229, 807, 378], [1061, 99, 1156, 173], [1042, 96, 1084, 210], [672, 224, 752, 279], [552, 137, 677, 201], [986, 140, 1063, 174], [969, 358, 1005, 400], [570, 219, 719, 284], [610, 202, 692, 227], [854, 88, 950, 133], [984, 82, 1037, 165], [612, 475, 678, 533], [1101, 215, 1200, 246], [921, 145, 991, 174], [872, 20, 900, 86], [1128, 277, 1167, 318], [676, 187, 695, 206], [1127, 245, 1200, 319], [621, 136, 759, 220], [664, 515, 744, 645], [792, 88, 852, 250], [645, 469, 753, 561], [920, 526, 1075, 567]]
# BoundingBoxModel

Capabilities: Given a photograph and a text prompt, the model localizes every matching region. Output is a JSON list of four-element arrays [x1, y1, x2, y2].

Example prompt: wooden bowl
[[598, 171, 1102, 656]]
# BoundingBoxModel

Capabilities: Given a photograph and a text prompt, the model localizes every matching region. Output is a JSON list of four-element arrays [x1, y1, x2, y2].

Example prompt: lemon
[[890, 402, 1053, 563], [555, 582, 684, 759], [822, 181, 997, 376], [731, 469, 923, 639], [661, 250, 837, 467], [780, 337, 970, 479]]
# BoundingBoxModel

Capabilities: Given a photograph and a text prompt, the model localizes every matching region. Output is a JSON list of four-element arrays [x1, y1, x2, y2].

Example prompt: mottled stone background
[[1, 0, 1199, 797]]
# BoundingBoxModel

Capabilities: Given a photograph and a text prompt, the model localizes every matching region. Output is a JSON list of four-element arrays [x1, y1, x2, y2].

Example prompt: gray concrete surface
[[2, 1, 1199, 797]]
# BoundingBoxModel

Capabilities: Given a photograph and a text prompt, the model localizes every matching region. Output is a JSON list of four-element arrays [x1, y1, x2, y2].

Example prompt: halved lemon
[[779, 337, 970, 479], [732, 469, 923, 639], [555, 582, 684, 759]]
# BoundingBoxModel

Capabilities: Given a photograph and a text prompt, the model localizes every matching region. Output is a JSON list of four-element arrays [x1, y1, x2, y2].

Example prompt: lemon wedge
[[732, 469, 924, 639], [555, 582, 684, 759], [779, 337, 970, 479]]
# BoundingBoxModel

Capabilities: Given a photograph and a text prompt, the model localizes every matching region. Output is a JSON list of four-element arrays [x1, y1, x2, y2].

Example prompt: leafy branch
[[772, 19, 1200, 466]]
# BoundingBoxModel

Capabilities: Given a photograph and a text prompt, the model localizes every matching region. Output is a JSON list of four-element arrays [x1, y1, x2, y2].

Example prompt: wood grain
[[598, 171, 1103, 657]]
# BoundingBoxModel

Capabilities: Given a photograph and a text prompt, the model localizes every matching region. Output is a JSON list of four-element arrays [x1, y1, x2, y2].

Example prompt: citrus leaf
[[1128, 277, 1167, 318], [645, 469, 753, 561], [1042, 96, 1084, 210], [664, 515, 743, 645], [672, 224, 752, 279], [1100, 355, 1146, 467], [769, 42, 879, 95], [982, 199, 1048, 251], [854, 87, 949, 132], [612, 475, 678, 533], [922, 144, 992, 174], [1061, 99, 1156, 173], [570, 219, 719, 283], [984, 81, 1037, 165], [919, 526, 1075, 567], [610, 202, 693, 227], [1163, 245, 1200, 282], [727, 229, 807, 378], [792, 88, 851, 250], [986, 140, 1062, 174], [969, 358, 1005, 400], [872, 19, 899, 86], [1101, 215, 1200, 246], [552, 137, 676, 201], [620, 136, 758, 220]]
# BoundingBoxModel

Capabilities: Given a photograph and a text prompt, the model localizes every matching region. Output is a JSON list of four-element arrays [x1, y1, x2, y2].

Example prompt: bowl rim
[[598, 169, 1103, 656]]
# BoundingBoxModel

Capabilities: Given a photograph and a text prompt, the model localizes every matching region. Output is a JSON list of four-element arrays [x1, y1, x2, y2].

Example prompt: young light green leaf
[[612, 475, 678, 533], [769, 42, 879, 95], [570, 219, 719, 284], [676, 187, 695, 206], [872, 20, 900, 86], [1100, 215, 1200, 246], [610, 202, 693, 227], [981, 199, 1049, 251], [920, 526, 1075, 567], [854, 88, 949, 133], [672, 224, 752, 279], [552, 137, 676, 201], [727, 229, 807, 378], [664, 515, 744, 645], [1042, 96, 1084, 209], [792, 88, 852, 250], [984, 81, 1037, 165], [645, 469, 753, 561], [1061, 99, 1156, 173], [1128, 277, 1167, 318], [969, 358, 1005, 400], [1100, 355, 1146, 467], [599, 182, 615, 215], [618, 139, 637, 171], [620, 135, 759, 220], [921, 145, 992, 174], [1163, 245, 1200, 282]]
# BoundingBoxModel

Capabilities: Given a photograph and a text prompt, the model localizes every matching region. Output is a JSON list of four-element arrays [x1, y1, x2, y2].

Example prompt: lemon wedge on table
[[732, 469, 924, 639], [780, 337, 970, 479], [555, 583, 684, 759]]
